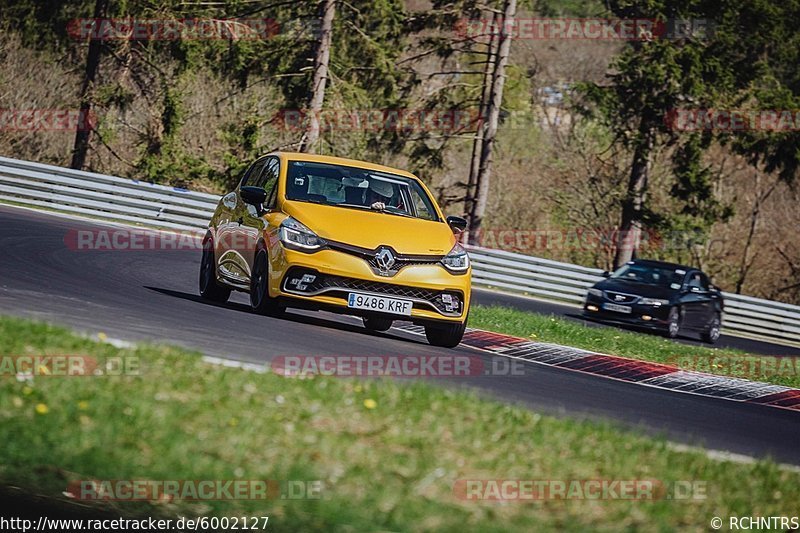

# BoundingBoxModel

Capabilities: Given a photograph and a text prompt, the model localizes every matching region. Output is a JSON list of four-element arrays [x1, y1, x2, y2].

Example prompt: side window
[[410, 188, 435, 221], [698, 273, 710, 291], [259, 158, 280, 208], [687, 272, 706, 291], [240, 158, 267, 188]]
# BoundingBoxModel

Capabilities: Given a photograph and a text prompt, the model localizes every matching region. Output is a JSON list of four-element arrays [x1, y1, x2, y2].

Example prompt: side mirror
[[602, 271, 610, 278], [446, 215, 468, 234], [241, 186, 267, 210]]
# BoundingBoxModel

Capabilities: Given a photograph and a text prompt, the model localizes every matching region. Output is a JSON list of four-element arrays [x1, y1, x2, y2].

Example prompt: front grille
[[327, 240, 443, 277], [604, 291, 639, 304], [283, 268, 463, 316], [366, 256, 441, 273]]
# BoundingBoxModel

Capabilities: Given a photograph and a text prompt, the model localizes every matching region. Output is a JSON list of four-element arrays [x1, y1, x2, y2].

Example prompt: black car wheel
[[250, 250, 284, 316], [665, 307, 681, 338], [199, 237, 231, 303], [702, 313, 721, 344], [425, 320, 467, 348], [363, 317, 393, 332]]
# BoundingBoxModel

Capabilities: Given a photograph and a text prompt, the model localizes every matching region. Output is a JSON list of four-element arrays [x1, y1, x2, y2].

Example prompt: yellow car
[[199, 152, 471, 347]]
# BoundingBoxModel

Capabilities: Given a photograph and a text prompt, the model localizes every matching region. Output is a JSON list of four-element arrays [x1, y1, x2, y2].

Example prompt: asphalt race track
[[473, 289, 800, 357], [2, 204, 800, 464]]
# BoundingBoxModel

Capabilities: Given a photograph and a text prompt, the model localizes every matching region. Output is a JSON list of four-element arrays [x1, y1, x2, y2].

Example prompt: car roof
[[269, 152, 418, 181], [629, 259, 697, 272]]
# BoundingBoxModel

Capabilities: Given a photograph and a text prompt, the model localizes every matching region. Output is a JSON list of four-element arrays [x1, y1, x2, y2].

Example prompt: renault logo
[[375, 247, 396, 272]]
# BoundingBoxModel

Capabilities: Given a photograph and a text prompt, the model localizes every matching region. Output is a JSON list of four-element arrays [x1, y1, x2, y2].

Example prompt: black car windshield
[[610, 263, 686, 290], [285, 161, 439, 221]]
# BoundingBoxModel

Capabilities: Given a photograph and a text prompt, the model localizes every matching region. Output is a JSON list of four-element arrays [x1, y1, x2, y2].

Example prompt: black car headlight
[[441, 243, 470, 273], [279, 217, 325, 251], [587, 288, 603, 298]]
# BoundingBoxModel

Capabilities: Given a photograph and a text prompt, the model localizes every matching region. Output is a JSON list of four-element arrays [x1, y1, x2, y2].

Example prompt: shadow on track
[[143, 285, 431, 346]]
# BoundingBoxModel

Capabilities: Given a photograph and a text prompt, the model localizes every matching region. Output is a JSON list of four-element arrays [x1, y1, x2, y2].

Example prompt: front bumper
[[582, 294, 671, 331], [271, 246, 471, 324]]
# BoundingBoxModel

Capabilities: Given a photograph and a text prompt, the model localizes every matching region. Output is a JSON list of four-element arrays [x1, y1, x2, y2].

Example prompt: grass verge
[[1, 315, 799, 531], [470, 304, 800, 388]]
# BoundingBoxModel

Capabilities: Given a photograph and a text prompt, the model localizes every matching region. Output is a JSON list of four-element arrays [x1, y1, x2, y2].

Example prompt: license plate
[[348, 293, 413, 316], [603, 302, 632, 314]]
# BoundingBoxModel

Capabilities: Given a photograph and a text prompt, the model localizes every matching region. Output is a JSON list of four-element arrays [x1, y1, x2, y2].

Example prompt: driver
[[365, 179, 394, 209]]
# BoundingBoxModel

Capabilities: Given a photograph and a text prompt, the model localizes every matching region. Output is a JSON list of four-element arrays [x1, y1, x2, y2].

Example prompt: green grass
[[1, 315, 799, 531], [470, 304, 800, 388]]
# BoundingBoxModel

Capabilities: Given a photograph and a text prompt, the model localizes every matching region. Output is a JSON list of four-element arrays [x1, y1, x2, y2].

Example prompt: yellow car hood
[[284, 201, 455, 255]]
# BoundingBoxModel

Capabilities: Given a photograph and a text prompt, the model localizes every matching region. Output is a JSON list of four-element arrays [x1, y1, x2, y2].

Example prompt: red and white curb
[[394, 325, 800, 412]]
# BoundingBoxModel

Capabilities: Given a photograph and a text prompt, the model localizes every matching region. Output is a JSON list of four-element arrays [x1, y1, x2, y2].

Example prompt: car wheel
[[702, 314, 721, 344], [250, 250, 284, 316], [425, 320, 466, 348], [363, 317, 393, 332], [199, 236, 231, 303], [665, 307, 681, 339]]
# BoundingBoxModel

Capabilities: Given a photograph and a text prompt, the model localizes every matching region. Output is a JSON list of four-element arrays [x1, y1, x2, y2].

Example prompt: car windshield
[[610, 263, 685, 290], [284, 161, 439, 221]]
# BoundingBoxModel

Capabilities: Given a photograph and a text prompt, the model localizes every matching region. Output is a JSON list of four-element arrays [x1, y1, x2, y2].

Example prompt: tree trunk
[[299, 0, 335, 153], [612, 127, 653, 268], [467, 0, 516, 244], [734, 172, 777, 293], [70, 0, 108, 170], [463, 11, 498, 241]]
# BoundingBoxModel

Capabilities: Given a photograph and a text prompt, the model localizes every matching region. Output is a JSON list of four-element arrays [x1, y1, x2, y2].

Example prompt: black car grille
[[366, 256, 441, 272], [603, 291, 639, 304], [282, 268, 463, 316], [327, 240, 443, 277]]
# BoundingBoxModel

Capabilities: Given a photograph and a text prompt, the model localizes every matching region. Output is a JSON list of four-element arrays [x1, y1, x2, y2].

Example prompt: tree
[[70, 0, 108, 170], [299, 0, 336, 153], [464, 10, 498, 241], [466, 0, 517, 242], [580, 2, 727, 268]]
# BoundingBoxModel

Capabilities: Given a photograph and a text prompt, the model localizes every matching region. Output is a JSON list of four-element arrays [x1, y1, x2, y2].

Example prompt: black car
[[583, 259, 724, 343]]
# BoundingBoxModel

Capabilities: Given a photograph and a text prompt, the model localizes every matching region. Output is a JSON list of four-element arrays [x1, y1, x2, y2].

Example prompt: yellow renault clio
[[199, 152, 471, 347]]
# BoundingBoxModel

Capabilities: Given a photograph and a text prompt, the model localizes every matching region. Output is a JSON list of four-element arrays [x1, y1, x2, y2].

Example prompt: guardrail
[[1, 155, 799, 346], [0, 156, 218, 230]]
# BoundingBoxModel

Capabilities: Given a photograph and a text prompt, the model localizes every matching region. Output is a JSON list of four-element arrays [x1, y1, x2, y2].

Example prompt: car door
[[681, 271, 710, 329], [697, 272, 718, 327], [239, 156, 281, 277], [217, 157, 268, 287]]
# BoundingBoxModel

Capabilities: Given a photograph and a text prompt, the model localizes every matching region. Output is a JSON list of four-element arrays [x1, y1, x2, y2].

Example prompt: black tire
[[199, 236, 231, 303], [665, 306, 681, 339], [702, 313, 721, 344], [363, 316, 393, 332], [425, 320, 467, 348], [250, 250, 284, 316]]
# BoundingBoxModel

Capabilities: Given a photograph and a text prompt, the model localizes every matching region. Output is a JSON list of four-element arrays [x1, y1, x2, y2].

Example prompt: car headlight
[[279, 217, 325, 251], [640, 298, 669, 306], [587, 288, 603, 297], [441, 243, 470, 273]]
